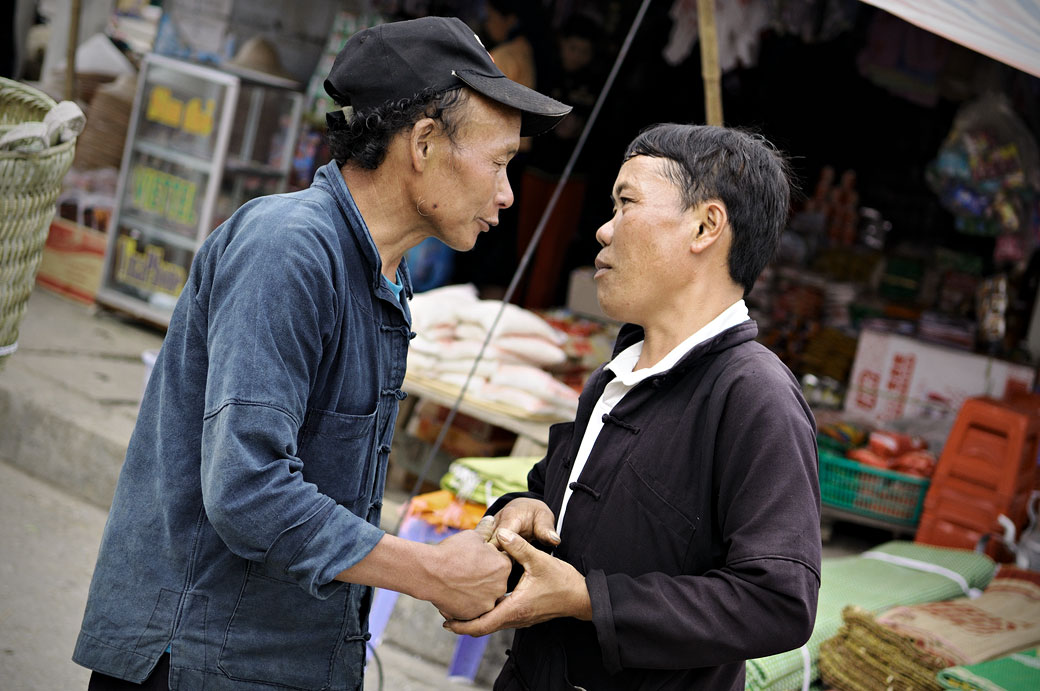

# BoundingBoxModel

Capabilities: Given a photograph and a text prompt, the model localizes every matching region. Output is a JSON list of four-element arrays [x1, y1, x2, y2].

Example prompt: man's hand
[[479, 498, 560, 550], [426, 529, 512, 622], [442, 528, 591, 636]]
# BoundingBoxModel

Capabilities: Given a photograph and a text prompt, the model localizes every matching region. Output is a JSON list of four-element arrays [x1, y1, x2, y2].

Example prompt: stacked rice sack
[[408, 284, 579, 419]]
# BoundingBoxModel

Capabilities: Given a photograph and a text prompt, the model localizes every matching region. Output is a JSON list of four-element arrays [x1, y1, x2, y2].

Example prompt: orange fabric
[[407, 490, 487, 531]]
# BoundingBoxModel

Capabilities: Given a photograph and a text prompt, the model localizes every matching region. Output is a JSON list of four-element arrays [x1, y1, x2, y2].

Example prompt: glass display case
[[96, 53, 303, 325]]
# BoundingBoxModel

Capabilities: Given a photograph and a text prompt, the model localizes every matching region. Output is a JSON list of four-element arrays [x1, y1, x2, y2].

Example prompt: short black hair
[[624, 124, 793, 294], [326, 87, 468, 169]]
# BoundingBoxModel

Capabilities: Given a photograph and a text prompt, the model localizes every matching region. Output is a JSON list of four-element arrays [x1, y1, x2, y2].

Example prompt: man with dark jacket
[[446, 124, 821, 690]]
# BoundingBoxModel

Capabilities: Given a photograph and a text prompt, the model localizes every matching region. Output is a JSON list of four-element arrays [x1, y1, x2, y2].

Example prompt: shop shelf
[[819, 449, 930, 528]]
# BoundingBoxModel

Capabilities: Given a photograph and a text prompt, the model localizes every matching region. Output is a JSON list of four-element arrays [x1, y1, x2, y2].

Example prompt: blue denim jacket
[[74, 161, 413, 690]]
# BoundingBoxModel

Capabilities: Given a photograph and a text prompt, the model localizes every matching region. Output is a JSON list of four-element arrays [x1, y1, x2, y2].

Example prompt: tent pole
[[65, 0, 82, 102], [697, 0, 723, 125]]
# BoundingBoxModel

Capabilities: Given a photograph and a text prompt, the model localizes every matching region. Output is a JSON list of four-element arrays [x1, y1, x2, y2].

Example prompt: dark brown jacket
[[489, 321, 821, 690]]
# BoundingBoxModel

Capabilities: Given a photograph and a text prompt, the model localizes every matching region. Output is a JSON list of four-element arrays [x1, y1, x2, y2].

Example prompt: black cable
[[393, 0, 656, 537]]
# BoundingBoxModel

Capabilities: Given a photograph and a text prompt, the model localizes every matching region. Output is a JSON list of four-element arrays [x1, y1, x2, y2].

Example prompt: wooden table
[[399, 373, 570, 457]]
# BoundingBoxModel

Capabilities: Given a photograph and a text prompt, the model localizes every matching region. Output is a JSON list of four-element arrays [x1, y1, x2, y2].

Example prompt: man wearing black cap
[[73, 16, 570, 691]]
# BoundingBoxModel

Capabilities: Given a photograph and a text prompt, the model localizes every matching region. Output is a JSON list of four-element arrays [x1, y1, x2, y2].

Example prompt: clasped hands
[[441, 498, 592, 637]]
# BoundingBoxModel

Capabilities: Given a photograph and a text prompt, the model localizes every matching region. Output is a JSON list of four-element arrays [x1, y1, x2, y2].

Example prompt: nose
[[595, 215, 614, 247], [496, 169, 514, 210]]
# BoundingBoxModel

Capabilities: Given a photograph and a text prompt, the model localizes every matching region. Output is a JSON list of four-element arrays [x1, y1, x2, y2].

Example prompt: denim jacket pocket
[[218, 566, 363, 690], [297, 407, 377, 512]]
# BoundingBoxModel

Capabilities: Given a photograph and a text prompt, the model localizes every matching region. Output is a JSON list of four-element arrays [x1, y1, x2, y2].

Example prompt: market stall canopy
[[859, 0, 1040, 78]]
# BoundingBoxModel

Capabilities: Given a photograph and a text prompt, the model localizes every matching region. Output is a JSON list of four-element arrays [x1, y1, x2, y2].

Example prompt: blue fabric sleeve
[[197, 214, 384, 599]]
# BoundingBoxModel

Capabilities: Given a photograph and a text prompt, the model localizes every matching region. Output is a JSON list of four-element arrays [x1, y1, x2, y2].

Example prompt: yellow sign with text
[[114, 236, 188, 297], [146, 86, 215, 137]]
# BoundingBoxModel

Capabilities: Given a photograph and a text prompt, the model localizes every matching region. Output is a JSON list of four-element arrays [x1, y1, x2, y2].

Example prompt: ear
[[409, 117, 438, 173], [690, 201, 728, 254]]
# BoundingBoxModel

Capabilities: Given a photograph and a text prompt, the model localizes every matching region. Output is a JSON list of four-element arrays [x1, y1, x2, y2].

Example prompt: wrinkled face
[[424, 94, 521, 251], [594, 155, 698, 323]]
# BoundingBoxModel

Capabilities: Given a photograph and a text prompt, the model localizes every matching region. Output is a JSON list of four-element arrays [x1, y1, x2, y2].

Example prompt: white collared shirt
[[555, 300, 750, 531]]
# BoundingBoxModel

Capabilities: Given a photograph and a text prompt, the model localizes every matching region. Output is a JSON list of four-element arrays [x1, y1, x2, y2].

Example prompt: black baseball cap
[[324, 16, 572, 137]]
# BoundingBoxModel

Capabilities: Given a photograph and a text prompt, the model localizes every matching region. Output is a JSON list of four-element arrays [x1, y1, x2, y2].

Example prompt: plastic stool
[[917, 396, 1040, 554]]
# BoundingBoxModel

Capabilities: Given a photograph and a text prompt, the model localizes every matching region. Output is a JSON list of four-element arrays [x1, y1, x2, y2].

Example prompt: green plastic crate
[[818, 449, 930, 527]]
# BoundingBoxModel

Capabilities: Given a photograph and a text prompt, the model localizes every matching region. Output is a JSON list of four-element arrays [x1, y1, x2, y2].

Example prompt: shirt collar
[[607, 299, 749, 385]]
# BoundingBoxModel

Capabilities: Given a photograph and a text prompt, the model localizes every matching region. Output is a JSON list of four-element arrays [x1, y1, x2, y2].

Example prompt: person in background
[[74, 16, 570, 691], [484, 0, 536, 95], [451, 0, 547, 298], [514, 12, 605, 309], [447, 124, 821, 691]]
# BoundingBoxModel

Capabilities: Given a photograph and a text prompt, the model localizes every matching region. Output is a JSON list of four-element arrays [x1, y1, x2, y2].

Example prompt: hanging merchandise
[[769, 0, 861, 43], [926, 93, 1040, 262], [976, 273, 1010, 348], [856, 8, 949, 108], [663, 0, 771, 70]]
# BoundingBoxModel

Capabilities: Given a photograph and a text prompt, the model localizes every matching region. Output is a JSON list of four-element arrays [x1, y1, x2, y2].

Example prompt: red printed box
[[844, 328, 1035, 425], [35, 218, 106, 305]]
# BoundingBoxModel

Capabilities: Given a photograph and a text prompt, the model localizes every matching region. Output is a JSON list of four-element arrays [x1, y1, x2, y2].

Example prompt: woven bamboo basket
[[0, 77, 79, 367]]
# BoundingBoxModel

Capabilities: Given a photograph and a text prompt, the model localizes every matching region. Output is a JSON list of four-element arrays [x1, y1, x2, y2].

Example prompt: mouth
[[477, 218, 496, 232], [594, 257, 612, 278]]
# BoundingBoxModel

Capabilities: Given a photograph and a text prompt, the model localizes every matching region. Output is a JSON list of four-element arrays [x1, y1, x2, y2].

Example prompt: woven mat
[[820, 575, 1040, 691], [878, 576, 1040, 666], [937, 646, 1040, 691], [745, 542, 995, 690], [819, 605, 945, 691]]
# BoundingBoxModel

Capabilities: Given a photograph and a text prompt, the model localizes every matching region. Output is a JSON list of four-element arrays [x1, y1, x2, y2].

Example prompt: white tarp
[[859, 0, 1040, 77]]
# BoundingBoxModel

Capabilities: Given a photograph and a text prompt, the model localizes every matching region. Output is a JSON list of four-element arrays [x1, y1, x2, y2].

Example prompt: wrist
[[406, 541, 443, 602], [572, 577, 593, 621]]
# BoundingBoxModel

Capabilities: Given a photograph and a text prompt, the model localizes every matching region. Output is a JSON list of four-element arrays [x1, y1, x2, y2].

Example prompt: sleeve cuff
[[267, 499, 387, 600], [586, 569, 622, 674]]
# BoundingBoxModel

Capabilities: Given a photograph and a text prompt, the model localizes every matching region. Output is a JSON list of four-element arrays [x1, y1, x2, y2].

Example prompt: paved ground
[[0, 459, 487, 691], [0, 460, 98, 689]]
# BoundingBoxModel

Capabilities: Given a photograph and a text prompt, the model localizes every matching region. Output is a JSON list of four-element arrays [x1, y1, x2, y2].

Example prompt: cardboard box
[[844, 328, 1036, 425], [35, 218, 106, 305]]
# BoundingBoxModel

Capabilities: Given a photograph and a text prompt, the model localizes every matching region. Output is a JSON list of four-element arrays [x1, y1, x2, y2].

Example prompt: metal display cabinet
[[97, 53, 303, 326]]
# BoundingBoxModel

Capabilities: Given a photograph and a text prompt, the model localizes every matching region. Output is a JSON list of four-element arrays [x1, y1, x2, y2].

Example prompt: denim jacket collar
[[312, 161, 414, 303]]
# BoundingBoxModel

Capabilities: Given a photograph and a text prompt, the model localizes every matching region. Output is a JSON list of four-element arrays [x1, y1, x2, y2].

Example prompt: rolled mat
[[745, 541, 995, 690], [820, 573, 1040, 691]]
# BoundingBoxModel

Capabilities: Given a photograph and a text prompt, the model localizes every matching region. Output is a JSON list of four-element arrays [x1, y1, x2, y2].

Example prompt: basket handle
[[0, 100, 85, 152]]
